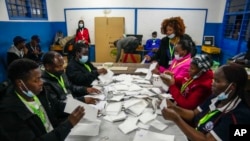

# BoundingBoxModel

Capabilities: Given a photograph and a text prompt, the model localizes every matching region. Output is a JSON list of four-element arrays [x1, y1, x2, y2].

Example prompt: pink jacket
[[159, 54, 191, 79]]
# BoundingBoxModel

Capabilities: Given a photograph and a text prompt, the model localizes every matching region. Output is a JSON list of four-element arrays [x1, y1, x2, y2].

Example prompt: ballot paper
[[150, 119, 168, 131], [134, 68, 149, 74], [69, 120, 101, 136], [139, 112, 157, 124], [110, 66, 128, 70], [98, 69, 114, 85], [145, 62, 158, 80], [118, 116, 139, 134], [105, 102, 122, 115], [141, 58, 146, 64], [64, 97, 98, 121], [123, 99, 142, 109], [137, 122, 150, 130], [84, 94, 105, 101], [110, 94, 125, 102], [152, 74, 169, 91], [133, 129, 175, 141], [158, 93, 173, 100], [160, 98, 167, 110], [89, 101, 107, 110], [103, 111, 127, 122], [127, 100, 148, 116]]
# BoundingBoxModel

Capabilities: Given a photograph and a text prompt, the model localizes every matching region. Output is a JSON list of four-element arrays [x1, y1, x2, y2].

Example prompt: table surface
[[93, 63, 150, 75], [66, 62, 188, 141], [66, 116, 188, 141]]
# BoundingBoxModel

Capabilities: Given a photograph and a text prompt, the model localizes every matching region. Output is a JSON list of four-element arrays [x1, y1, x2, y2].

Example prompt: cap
[[13, 36, 26, 44], [31, 35, 40, 43]]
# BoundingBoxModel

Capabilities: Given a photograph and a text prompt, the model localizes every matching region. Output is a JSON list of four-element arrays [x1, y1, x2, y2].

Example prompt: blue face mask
[[168, 33, 175, 39], [20, 80, 34, 98], [79, 55, 88, 64], [217, 83, 233, 101]]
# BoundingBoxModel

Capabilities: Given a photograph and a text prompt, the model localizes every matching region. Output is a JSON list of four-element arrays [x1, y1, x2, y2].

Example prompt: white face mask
[[217, 83, 233, 101], [174, 54, 183, 60], [20, 80, 34, 98], [168, 33, 175, 39], [79, 23, 84, 28]]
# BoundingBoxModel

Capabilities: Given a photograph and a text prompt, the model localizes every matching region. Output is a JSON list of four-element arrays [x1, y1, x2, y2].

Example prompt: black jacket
[[66, 59, 99, 87], [151, 34, 196, 69], [42, 71, 87, 102], [0, 85, 72, 141]]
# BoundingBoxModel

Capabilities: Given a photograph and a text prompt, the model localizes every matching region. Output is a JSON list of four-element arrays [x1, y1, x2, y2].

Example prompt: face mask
[[20, 80, 34, 98], [217, 83, 233, 101], [168, 33, 175, 39], [79, 23, 84, 28], [174, 54, 183, 60], [79, 55, 88, 64]]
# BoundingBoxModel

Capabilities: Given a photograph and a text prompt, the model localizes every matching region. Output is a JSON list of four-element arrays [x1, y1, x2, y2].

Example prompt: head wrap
[[192, 54, 213, 72]]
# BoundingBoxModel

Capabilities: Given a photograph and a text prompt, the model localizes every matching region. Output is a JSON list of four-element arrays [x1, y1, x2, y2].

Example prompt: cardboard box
[[95, 17, 125, 62]]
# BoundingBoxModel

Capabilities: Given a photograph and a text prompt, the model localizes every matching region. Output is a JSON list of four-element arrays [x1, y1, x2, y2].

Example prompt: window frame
[[5, 0, 48, 20]]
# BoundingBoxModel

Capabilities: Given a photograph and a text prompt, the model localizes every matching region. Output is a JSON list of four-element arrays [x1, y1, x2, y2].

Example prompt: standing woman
[[145, 16, 196, 69], [75, 20, 91, 46]]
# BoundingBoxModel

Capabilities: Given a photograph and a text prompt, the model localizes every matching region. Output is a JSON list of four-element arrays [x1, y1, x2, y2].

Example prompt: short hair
[[7, 58, 39, 82], [161, 16, 186, 36], [72, 42, 88, 57], [42, 51, 61, 65], [177, 40, 191, 54], [113, 40, 119, 47], [152, 31, 157, 35]]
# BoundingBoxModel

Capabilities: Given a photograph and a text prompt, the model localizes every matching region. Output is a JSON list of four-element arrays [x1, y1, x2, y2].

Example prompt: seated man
[[66, 43, 107, 87], [42, 51, 100, 104], [7, 36, 28, 66], [0, 58, 84, 141], [26, 35, 43, 64], [113, 36, 140, 62], [144, 31, 161, 58]]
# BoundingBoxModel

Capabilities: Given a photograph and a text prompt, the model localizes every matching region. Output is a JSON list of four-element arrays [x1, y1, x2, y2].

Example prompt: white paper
[[64, 97, 98, 121], [134, 68, 149, 74], [128, 100, 148, 116], [160, 99, 167, 110], [158, 93, 173, 100], [139, 112, 157, 124], [98, 69, 114, 85], [110, 66, 128, 70], [150, 119, 168, 131], [141, 58, 146, 64], [128, 84, 142, 91], [118, 116, 138, 134], [105, 102, 122, 115], [150, 87, 162, 94], [110, 94, 125, 101], [69, 120, 101, 136], [133, 129, 175, 141], [103, 111, 127, 122], [123, 99, 141, 109], [90, 101, 107, 110], [145, 62, 158, 80], [84, 94, 105, 101]]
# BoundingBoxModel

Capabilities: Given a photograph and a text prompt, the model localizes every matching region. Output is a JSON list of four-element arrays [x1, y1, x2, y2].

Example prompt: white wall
[[0, 0, 226, 22]]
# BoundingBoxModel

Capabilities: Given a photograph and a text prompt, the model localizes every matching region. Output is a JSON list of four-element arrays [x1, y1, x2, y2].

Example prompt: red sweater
[[75, 28, 90, 45], [169, 70, 213, 110]]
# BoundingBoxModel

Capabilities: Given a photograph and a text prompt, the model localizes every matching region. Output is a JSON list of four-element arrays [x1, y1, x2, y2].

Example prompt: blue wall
[[0, 22, 221, 82]]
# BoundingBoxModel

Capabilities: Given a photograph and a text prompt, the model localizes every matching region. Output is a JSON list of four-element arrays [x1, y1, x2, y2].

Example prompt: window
[[5, 0, 47, 20], [223, 0, 250, 41]]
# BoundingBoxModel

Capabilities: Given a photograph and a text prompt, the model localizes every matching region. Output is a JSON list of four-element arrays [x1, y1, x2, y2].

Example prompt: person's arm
[[162, 107, 217, 141]]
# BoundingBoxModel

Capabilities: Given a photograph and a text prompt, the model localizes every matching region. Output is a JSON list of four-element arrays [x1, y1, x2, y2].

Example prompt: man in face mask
[[42, 51, 100, 105], [66, 43, 107, 87]]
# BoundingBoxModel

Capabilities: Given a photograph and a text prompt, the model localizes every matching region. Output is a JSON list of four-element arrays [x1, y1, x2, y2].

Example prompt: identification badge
[[168, 60, 172, 65]]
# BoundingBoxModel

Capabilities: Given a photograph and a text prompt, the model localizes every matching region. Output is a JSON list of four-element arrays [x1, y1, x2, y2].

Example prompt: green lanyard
[[180, 78, 194, 93], [16, 92, 46, 125], [168, 40, 175, 59], [196, 110, 219, 129], [47, 72, 67, 93], [84, 63, 91, 72]]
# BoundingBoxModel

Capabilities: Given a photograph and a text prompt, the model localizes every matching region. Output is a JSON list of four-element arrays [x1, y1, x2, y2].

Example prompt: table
[[93, 63, 150, 75], [66, 116, 188, 141]]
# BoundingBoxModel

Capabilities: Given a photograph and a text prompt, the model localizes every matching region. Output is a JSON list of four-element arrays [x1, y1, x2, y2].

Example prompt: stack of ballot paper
[[105, 102, 122, 115], [133, 129, 175, 141], [103, 111, 127, 122], [118, 116, 139, 134], [126, 99, 148, 116]]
